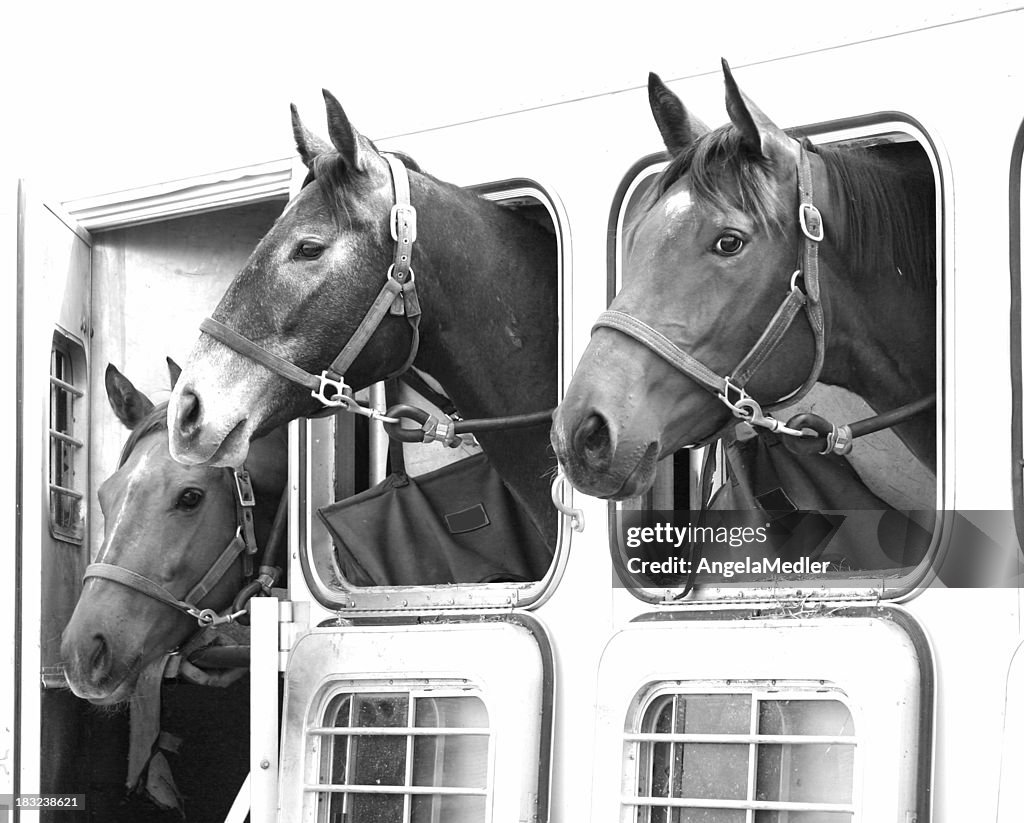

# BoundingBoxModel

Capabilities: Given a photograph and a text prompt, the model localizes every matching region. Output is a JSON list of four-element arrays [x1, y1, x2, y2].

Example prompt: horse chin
[[559, 441, 661, 501], [64, 655, 146, 706], [203, 417, 254, 467], [73, 677, 140, 707]]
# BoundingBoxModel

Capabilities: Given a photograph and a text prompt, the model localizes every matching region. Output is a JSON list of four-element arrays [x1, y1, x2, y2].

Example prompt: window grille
[[49, 338, 85, 542], [626, 689, 856, 822], [308, 687, 491, 823]]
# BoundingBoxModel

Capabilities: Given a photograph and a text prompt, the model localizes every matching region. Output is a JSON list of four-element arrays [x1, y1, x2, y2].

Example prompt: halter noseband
[[593, 144, 826, 440], [84, 468, 261, 628], [200, 153, 422, 414]]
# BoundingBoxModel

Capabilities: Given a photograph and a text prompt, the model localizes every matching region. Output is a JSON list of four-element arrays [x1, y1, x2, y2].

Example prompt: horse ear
[[648, 73, 708, 156], [105, 364, 155, 430], [290, 103, 333, 169], [166, 357, 182, 389], [721, 58, 792, 161], [322, 89, 365, 172]]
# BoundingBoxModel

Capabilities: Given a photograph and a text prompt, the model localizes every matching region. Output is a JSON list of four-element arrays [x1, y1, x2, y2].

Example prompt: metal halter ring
[[718, 377, 752, 417], [312, 372, 350, 407], [719, 379, 806, 438], [192, 607, 247, 628], [387, 264, 416, 286]]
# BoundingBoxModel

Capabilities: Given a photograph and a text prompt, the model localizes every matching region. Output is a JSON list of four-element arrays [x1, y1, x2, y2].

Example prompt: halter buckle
[[390, 203, 417, 243], [312, 372, 350, 407], [799, 203, 824, 242], [233, 470, 256, 508]]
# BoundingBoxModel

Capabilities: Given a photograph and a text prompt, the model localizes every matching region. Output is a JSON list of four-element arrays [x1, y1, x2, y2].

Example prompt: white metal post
[[368, 381, 389, 484], [249, 596, 280, 822]]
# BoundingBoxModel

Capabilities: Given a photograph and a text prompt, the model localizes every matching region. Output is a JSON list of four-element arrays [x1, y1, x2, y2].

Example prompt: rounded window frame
[[606, 113, 948, 605]]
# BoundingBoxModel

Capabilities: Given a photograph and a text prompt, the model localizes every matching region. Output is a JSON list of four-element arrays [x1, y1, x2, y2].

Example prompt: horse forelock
[[645, 125, 789, 235]]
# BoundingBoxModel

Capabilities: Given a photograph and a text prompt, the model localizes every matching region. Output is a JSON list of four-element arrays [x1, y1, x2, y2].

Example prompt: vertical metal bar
[[668, 695, 678, 816], [689, 447, 706, 510], [343, 696, 355, 821], [368, 382, 389, 484], [403, 695, 415, 823], [250, 597, 280, 823], [746, 695, 759, 823]]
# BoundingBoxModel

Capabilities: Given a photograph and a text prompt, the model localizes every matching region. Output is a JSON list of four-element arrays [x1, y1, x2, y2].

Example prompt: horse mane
[[644, 127, 935, 292], [118, 402, 169, 467], [811, 140, 935, 292]]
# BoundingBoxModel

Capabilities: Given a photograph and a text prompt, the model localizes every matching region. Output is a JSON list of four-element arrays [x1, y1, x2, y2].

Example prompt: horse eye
[[295, 240, 324, 260], [714, 234, 744, 256], [177, 488, 204, 510]]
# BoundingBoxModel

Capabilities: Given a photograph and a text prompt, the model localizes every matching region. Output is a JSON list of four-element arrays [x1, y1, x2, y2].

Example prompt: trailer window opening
[[609, 123, 942, 594], [49, 332, 85, 543], [302, 181, 566, 609], [626, 688, 856, 822], [307, 687, 492, 822]]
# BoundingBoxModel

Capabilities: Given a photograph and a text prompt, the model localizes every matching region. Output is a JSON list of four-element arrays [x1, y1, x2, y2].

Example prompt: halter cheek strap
[[594, 145, 826, 438], [201, 153, 422, 410], [83, 467, 260, 628]]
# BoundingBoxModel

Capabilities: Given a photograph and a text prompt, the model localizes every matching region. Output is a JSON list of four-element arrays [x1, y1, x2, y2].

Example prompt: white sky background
[[0, 0, 1011, 202]]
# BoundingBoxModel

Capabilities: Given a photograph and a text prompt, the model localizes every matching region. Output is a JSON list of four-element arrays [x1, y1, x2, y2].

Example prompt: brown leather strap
[[592, 310, 727, 394], [201, 317, 320, 391], [200, 153, 422, 408], [730, 285, 807, 389], [594, 144, 827, 420], [233, 468, 259, 578]]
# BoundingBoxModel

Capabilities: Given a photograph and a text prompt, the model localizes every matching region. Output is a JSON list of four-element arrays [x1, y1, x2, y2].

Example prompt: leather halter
[[593, 145, 826, 438], [200, 153, 422, 412], [84, 468, 260, 628]]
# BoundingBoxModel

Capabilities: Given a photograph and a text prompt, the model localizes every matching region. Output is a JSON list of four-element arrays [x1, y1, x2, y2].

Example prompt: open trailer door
[[10, 183, 93, 819]]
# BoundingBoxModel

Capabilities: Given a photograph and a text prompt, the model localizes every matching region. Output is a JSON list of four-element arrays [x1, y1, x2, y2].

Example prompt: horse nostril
[[175, 388, 203, 436], [89, 634, 111, 680], [574, 412, 612, 463]]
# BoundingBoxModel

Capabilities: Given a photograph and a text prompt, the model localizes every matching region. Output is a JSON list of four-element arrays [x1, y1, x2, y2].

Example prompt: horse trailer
[[7, 4, 1024, 821]]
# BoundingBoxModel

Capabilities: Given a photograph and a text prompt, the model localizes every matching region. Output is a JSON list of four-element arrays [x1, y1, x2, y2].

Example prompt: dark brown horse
[[166, 91, 558, 546], [552, 63, 935, 500], [61, 363, 287, 704]]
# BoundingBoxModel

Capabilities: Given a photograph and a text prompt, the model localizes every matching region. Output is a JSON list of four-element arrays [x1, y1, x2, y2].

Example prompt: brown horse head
[[553, 62, 935, 499], [61, 362, 286, 704]]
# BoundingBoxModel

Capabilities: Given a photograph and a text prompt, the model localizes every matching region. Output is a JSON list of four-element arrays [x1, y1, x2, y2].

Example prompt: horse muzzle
[[60, 622, 143, 705], [551, 397, 661, 500], [167, 381, 253, 468]]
